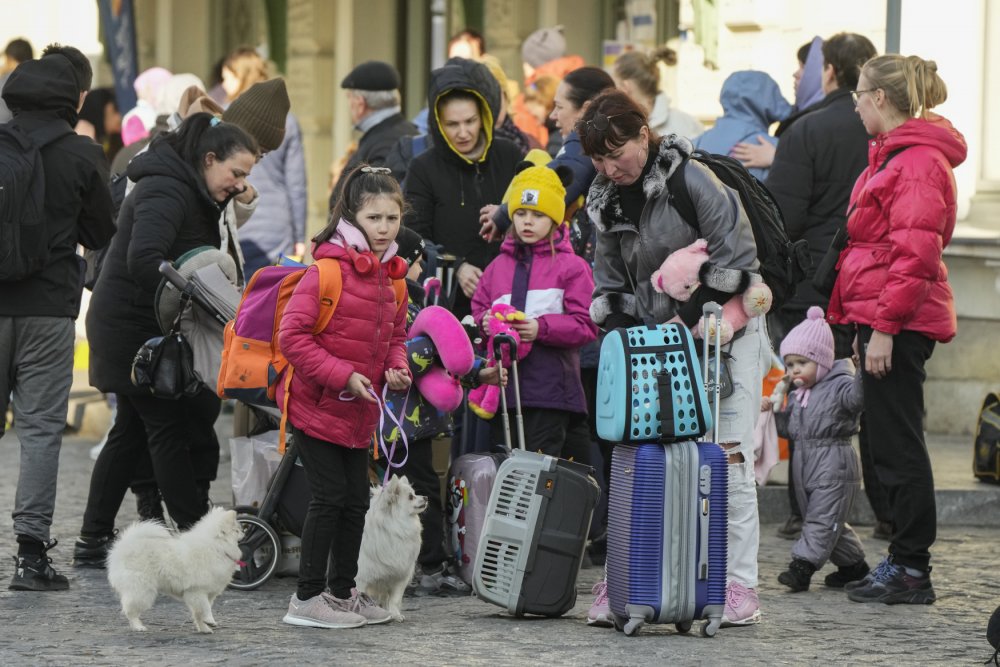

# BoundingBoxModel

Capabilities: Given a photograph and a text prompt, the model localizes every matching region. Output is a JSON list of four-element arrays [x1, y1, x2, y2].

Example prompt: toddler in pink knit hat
[[766, 306, 868, 594]]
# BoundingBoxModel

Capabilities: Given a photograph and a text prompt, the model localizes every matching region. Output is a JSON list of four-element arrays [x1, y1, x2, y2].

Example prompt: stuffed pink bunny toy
[[468, 304, 532, 419], [650, 238, 772, 344]]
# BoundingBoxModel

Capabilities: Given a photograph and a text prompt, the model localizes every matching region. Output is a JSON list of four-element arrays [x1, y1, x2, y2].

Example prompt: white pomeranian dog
[[107, 507, 243, 633], [355, 475, 427, 620]]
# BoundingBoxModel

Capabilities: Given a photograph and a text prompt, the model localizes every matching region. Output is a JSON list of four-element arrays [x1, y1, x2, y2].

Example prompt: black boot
[[11, 537, 70, 590], [824, 560, 870, 589], [778, 558, 817, 592], [132, 485, 165, 523], [73, 532, 115, 569]]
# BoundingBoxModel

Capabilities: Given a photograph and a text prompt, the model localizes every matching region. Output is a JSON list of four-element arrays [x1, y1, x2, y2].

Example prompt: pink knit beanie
[[780, 306, 835, 381]]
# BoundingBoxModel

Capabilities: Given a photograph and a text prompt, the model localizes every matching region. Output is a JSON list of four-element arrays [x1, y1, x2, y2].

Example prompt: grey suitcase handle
[[701, 302, 724, 443], [493, 333, 525, 451]]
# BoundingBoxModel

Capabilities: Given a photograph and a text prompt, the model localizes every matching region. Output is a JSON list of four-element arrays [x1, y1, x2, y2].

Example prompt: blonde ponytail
[[862, 54, 948, 119]]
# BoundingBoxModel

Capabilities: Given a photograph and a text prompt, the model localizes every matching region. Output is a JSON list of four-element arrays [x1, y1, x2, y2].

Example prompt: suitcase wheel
[[624, 618, 643, 637], [702, 617, 721, 637], [675, 621, 692, 634]]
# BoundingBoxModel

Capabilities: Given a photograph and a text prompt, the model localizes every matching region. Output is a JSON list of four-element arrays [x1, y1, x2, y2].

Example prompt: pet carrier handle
[[492, 333, 525, 451], [702, 301, 724, 443]]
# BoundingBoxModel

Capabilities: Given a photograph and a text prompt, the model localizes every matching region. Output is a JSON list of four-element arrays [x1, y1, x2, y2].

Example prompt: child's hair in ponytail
[[315, 165, 406, 245], [862, 54, 948, 120]]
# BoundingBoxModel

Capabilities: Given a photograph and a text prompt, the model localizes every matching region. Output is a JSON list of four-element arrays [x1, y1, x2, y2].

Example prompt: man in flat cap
[[329, 60, 418, 206]]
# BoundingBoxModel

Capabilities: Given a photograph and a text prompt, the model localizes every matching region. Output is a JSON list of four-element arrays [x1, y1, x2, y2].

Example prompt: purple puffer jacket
[[471, 228, 597, 414]]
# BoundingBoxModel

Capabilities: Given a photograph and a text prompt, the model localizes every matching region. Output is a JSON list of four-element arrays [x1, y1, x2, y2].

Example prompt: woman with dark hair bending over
[[579, 90, 770, 628]]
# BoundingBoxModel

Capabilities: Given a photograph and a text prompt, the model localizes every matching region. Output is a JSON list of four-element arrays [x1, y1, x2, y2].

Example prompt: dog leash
[[371, 385, 410, 486]]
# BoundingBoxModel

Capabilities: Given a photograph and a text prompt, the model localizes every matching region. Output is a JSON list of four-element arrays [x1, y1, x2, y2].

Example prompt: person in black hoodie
[[74, 114, 257, 564], [0, 51, 115, 591], [403, 58, 521, 321]]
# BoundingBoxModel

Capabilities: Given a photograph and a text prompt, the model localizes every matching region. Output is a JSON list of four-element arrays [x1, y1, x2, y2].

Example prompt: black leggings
[[292, 424, 370, 600], [857, 326, 936, 571], [80, 388, 220, 534]]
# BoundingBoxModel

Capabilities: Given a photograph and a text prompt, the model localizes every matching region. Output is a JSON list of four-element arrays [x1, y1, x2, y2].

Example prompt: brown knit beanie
[[222, 77, 290, 152]]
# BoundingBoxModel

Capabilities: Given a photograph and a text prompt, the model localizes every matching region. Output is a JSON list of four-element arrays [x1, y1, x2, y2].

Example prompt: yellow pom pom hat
[[504, 157, 568, 226]]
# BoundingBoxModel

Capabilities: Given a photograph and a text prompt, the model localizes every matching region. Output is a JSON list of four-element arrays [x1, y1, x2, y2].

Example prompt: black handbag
[[131, 287, 202, 399], [812, 225, 848, 297]]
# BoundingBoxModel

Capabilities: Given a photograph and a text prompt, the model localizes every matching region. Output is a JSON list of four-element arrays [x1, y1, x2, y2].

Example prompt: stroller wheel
[[230, 513, 280, 591]]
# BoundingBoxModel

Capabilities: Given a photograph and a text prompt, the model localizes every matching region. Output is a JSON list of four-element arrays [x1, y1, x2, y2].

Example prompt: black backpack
[[666, 148, 811, 310], [0, 120, 75, 281]]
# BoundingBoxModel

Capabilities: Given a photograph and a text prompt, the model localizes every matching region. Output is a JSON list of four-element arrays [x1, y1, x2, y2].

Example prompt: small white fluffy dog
[[107, 507, 243, 633], [355, 475, 427, 620]]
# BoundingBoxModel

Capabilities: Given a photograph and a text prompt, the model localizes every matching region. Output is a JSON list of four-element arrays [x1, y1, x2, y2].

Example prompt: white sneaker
[[282, 594, 366, 629]]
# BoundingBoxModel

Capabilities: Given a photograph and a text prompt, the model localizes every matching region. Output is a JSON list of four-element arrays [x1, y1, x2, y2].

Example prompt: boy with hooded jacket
[[693, 70, 792, 181], [1, 52, 115, 590]]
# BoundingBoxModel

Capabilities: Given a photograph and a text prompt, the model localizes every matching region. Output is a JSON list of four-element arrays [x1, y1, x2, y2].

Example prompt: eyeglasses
[[360, 166, 392, 175], [851, 89, 877, 105]]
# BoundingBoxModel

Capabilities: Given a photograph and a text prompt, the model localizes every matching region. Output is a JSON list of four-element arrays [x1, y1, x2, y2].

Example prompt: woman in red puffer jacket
[[277, 166, 410, 629], [828, 54, 966, 606]]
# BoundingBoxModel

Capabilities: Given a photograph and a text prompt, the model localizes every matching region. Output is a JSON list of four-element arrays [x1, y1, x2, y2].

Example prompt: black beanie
[[395, 227, 425, 267]]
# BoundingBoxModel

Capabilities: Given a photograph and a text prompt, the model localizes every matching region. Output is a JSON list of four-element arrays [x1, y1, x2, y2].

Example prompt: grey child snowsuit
[[775, 358, 866, 569]]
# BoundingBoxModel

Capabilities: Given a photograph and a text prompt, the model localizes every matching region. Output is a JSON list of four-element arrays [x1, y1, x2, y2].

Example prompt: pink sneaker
[[721, 581, 761, 627], [587, 579, 613, 627]]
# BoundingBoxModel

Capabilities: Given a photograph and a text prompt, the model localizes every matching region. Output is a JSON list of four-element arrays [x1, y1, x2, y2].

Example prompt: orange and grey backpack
[[217, 259, 406, 449]]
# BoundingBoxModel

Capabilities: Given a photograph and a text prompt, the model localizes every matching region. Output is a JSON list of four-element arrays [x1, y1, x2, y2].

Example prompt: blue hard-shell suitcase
[[596, 323, 712, 443], [606, 440, 728, 636]]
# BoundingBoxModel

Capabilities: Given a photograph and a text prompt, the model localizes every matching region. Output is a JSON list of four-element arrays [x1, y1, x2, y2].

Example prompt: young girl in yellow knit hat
[[470, 162, 598, 456]]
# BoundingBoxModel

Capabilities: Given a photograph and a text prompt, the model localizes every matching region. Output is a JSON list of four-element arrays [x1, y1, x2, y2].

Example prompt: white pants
[[714, 316, 770, 588]]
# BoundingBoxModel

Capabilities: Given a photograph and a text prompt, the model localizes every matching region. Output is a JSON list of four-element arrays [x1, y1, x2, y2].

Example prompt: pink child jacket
[[277, 223, 408, 448]]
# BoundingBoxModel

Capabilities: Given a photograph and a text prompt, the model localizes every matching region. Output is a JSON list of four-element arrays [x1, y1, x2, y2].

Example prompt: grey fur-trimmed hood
[[586, 134, 694, 232]]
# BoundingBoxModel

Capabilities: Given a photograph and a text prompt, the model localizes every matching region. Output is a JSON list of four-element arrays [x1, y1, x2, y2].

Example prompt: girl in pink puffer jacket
[[278, 166, 410, 629]]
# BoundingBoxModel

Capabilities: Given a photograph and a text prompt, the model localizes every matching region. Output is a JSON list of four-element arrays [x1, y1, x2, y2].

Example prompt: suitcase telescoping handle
[[493, 333, 526, 451], [701, 301, 724, 443]]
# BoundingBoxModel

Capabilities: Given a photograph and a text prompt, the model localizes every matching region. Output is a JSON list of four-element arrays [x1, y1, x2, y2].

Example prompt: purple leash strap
[[372, 385, 410, 486]]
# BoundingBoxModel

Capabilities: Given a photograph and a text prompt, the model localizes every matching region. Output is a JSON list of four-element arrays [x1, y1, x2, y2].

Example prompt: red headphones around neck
[[344, 245, 408, 279]]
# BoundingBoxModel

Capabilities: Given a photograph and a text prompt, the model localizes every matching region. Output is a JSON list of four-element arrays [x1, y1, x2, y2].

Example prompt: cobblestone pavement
[[1, 432, 997, 666]]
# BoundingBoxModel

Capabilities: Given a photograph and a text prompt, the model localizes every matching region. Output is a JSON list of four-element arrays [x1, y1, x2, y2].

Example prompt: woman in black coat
[[77, 114, 258, 553]]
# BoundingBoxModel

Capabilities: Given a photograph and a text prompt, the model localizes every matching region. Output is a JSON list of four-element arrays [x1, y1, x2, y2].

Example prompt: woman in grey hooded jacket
[[580, 89, 770, 629]]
